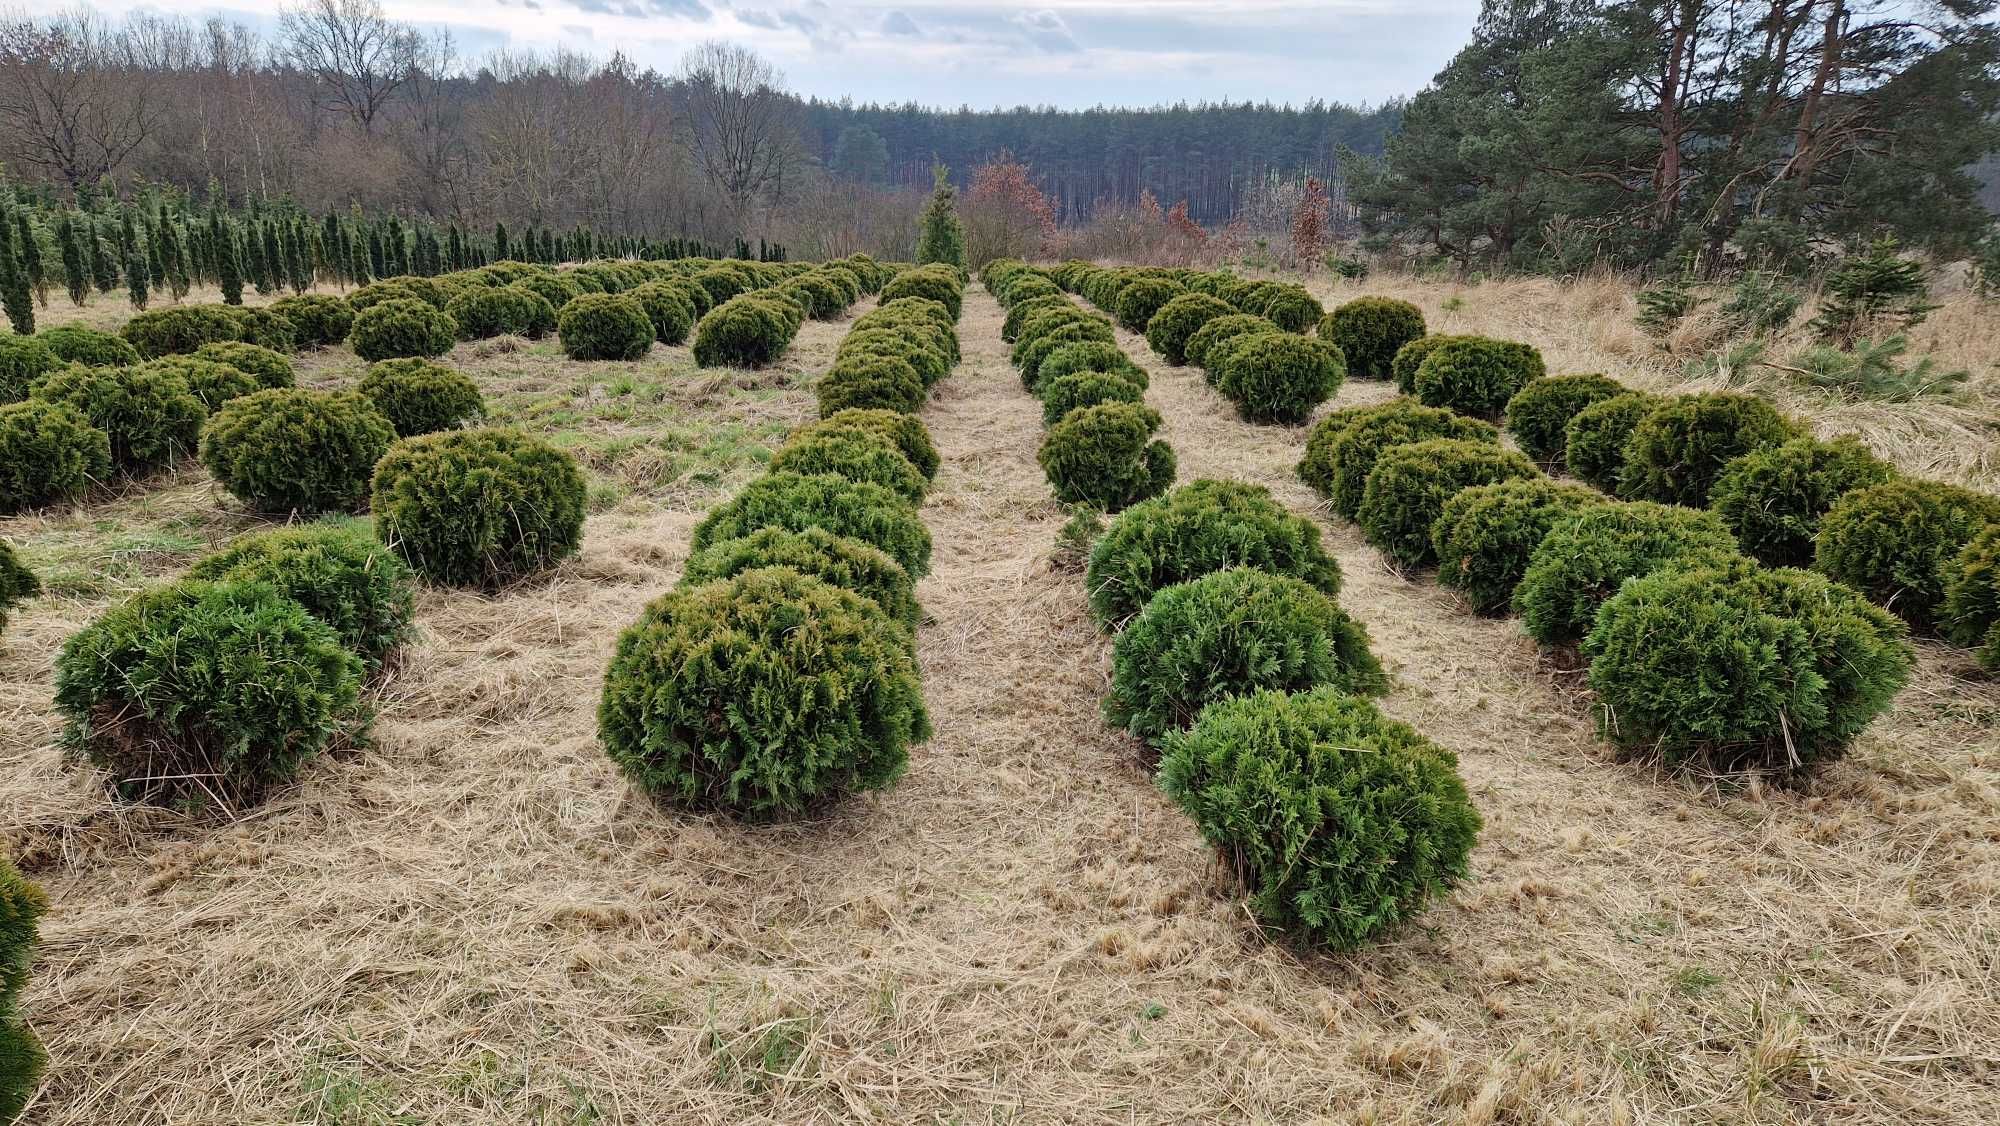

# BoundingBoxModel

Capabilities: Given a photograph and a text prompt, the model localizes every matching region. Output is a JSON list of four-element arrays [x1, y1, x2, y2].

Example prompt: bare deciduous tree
[[0, 10, 160, 189], [675, 41, 800, 227], [278, 0, 421, 133]]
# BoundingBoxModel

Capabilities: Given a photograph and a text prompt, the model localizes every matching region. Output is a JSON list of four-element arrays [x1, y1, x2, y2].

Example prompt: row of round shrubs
[[1300, 388, 1925, 775], [983, 259, 1177, 511], [596, 262, 960, 818], [990, 260, 1479, 953]]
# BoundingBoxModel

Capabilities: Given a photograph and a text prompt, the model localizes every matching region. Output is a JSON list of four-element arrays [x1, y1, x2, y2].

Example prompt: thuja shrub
[[1586, 563, 1914, 772], [188, 524, 415, 665], [1320, 297, 1425, 379], [1563, 391, 1664, 493], [0, 539, 39, 636], [0, 400, 109, 512], [1390, 333, 1481, 394], [817, 353, 926, 417], [838, 329, 949, 388], [1815, 478, 2000, 631], [1104, 568, 1387, 744], [358, 358, 486, 438], [692, 294, 796, 368], [1433, 479, 1605, 613], [192, 342, 295, 389], [349, 297, 457, 362], [270, 294, 355, 348], [121, 304, 242, 358], [1943, 527, 2000, 670], [32, 364, 204, 473], [1216, 332, 1346, 425], [0, 337, 56, 403], [1001, 295, 1073, 344], [558, 293, 654, 362], [141, 357, 260, 413], [200, 389, 396, 513], [371, 428, 587, 589], [446, 286, 556, 340], [1258, 285, 1325, 333], [770, 429, 928, 504], [511, 273, 584, 311], [349, 277, 445, 311], [1085, 478, 1343, 628], [1111, 277, 1186, 333], [1144, 293, 1233, 364], [0, 852, 47, 1124], [1157, 686, 1479, 950], [1039, 402, 1176, 513], [224, 307, 297, 354], [1504, 374, 1626, 468], [1186, 313, 1277, 371], [1620, 392, 1800, 506], [1013, 304, 1106, 356], [1709, 436, 1895, 568], [1515, 501, 1742, 647], [1412, 337, 1546, 419], [1295, 403, 1392, 501], [628, 281, 698, 345], [53, 578, 363, 807], [1040, 370, 1144, 428], [805, 408, 940, 481], [692, 471, 932, 578], [682, 526, 918, 630], [1359, 439, 1542, 568], [881, 265, 965, 320], [1036, 340, 1146, 390], [599, 567, 927, 817], [1015, 321, 1116, 388], [1317, 400, 1499, 520], [693, 264, 755, 305], [997, 273, 1061, 309], [34, 326, 136, 371]]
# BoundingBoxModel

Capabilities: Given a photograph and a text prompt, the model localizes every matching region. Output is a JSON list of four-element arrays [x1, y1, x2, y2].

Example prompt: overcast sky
[[82, 0, 1481, 109]]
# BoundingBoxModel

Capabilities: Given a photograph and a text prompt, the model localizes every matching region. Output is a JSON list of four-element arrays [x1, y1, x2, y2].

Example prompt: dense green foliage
[[1619, 393, 1799, 506], [34, 326, 136, 371], [1144, 293, 1235, 365], [370, 428, 587, 588], [0, 399, 110, 512], [270, 294, 354, 348], [1357, 438, 1542, 567], [188, 524, 415, 664], [121, 304, 242, 357], [32, 363, 204, 473], [0, 853, 48, 1122], [446, 285, 556, 340], [628, 281, 698, 345], [599, 567, 928, 816], [1411, 336, 1545, 419], [692, 471, 932, 578], [0, 539, 39, 636], [140, 355, 259, 412], [692, 293, 801, 368], [1708, 436, 1896, 567], [1038, 402, 1176, 513], [1503, 374, 1625, 468], [1943, 527, 2000, 670], [1113, 277, 1186, 333], [199, 388, 395, 513], [770, 429, 928, 504], [1039, 370, 1144, 427], [681, 527, 920, 630], [349, 297, 457, 362], [1105, 568, 1387, 744], [1214, 332, 1346, 425], [1157, 687, 1479, 950], [1319, 297, 1425, 379], [1432, 479, 1605, 613], [1515, 501, 1742, 646], [357, 358, 486, 437], [53, 578, 363, 807], [882, 264, 965, 320], [1037, 340, 1146, 389], [1814, 479, 2000, 631], [558, 292, 655, 361], [1307, 399, 1498, 519], [817, 353, 926, 417], [804, 409, 940, 481], [1185, 313, 1278, 371], [192, 341, 295, 389], [1586, 563, 1914, 772], [1563, 391, 1663, 493], [1084, 478, 1343, 628]]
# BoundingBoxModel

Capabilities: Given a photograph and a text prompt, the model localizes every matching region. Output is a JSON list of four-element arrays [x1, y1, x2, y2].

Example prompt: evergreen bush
[[1504, 374, 1625, 468], [769, 429, 928, 503], [223, 307, 297, 354], [1709, 436, 1895, 567], [1038, 402, 1176, 512], [1314, 399, 1498, 519], [1187, 313, 1279, 372], [0, 852, 46, 1123], [1039, 370, 1144, 428], [357, 358, 486, 438], [1215, 332, 1345, 424], [838, 328, 949, 387], [882, 265, 964, 320], [1113, 277, 1185, 333], [558, 292, 654, 362], [1143, 293, 1233, 364], [1815, 478, 2000, 631], [142, 356, 260, 412], [0, 399, 109, 512], [32, 326, 134, 372], [1620, 392, 1800, 506], [1412, 337, 1546, 419], [681, 526, 919, 630], [0, 539, 39, 636], [817, 353, 926, 417], [192, 341, 295, 389], [692, 471, 932, 577], [349, 297, 457, 362], [804, 408, 940, 480], [628, 281, 698, 345], [1358, 439, 1543, 567], [188, 524, 415, 664], [1320, 297, 1425, 379], [1258, 285, 1324, 333], [121, 304, 241, 358], [1390, 333, 1478, 394], [1943, 527, 2000, 670], [1035, 340, 1146, 389], [371, 427, 587, 588], [1563, 391, 1664, 493], [691, 294, 795, 368], [1433, 479, 1606, 613], [1515, 501, 1741, 646], [270, 294, 354, 348], [199, 389, 396, 513], [446, 285, 555, 340], [32, 363, 204, 473]]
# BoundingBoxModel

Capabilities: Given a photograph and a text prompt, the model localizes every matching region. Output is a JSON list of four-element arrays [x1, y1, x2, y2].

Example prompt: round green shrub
[[1412, 337, 1545, 419], [1318, 400, 1499, 520], [1144, 293, 1234, 365], [1036, 340, 1145, 390], [1586, 563, 1913, 772], [1085, 478, 1342, 628], [838, 328, 949, 387], [510, 273, 584, 310], [349, 297, 457, 362], [817, 353, 926, 417], [1504, 373, 1626, 467], [0, 399, 109, 512], [691, 294, 795, 368], [188, 524, 415, 664], [1620, 392, 1799, 506], [1320, 297, 1425, 379], [1358, 439, 1542, 567], [200, 389, 396, 513], [1563, 391, 1663, 493], [1014, 303, 1104, 352], [121, 305, 242, 358], [1215, 332, 1345, 425], [1157, 686, 1479, 950], [1433, 479, 1606, 613], [1515, 501, 1742, 646], [1295, 403, 1391, 500], [192, 342, 295, 389], [1258, 286, 1324, 333], [224, 307, 298, 353], [1186, 313, 1277, 372], [0, 336, 57, 403], [446, 286, 556, 340], [557, 293, 654, 362], [882, 267, 963, 320], [33, 326, 136, 371], [1105, 568, 1386, 744], [996, 273, 1060, 309], [1943, 526, 2000, 670], [1111, 277, 1185, 333], [628, 281, 698, 345], [681, 526, 919, 629], [52, 578, 363, 807], [1014, 321, 1115, 385], [1390, 333, 1487, 394], [371, 427, 587, 588], [1039, 370, 1144, 427], [0, 538, 41, 635], [598, 567, 927, 817], [1709, 436, 1895, 567], [270, 294, 355, 348], [1814, 478, 2000, 631], [348, 277, 445, 312], [32, 364, 204, 473], [357, 358, 486, 438], [770, 429, 927, 504], [1001, 294, 1071, 343], [805, 409, 940, 480], [1039, 402, 1176, 513], [693, 264, 754, 306], [692, 472, 932, 578], [142, 356, 260, 412]]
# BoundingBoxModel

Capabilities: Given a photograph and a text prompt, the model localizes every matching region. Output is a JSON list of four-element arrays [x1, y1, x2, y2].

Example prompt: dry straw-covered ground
[[2, 274, 1997, 1124]]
